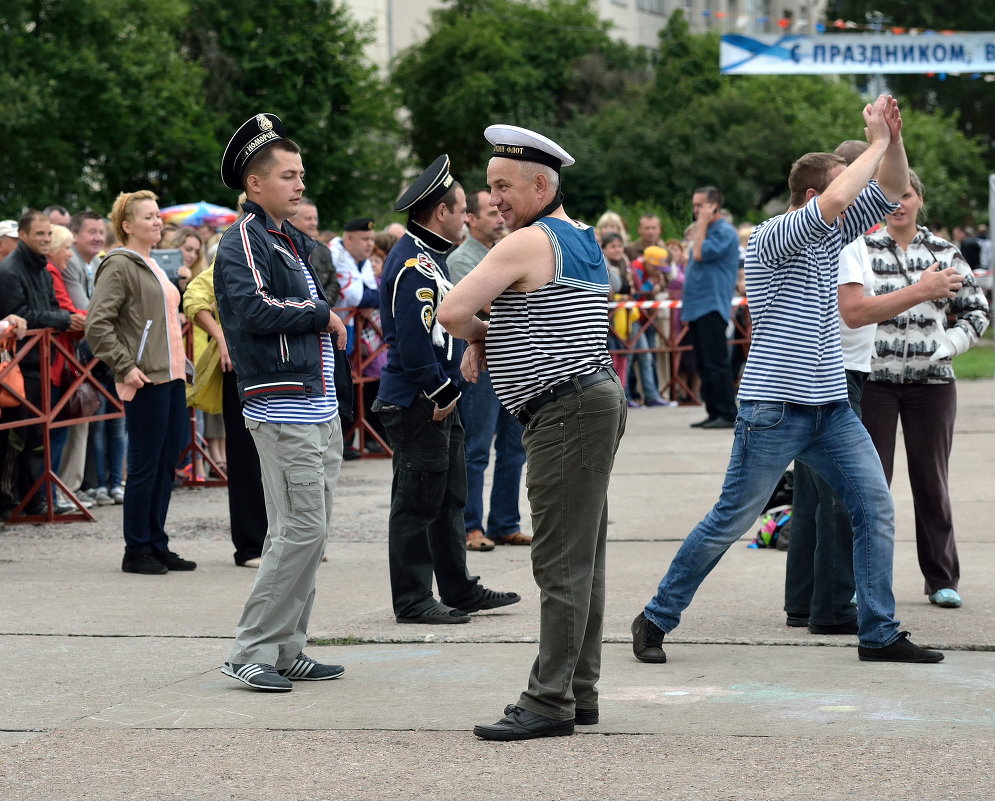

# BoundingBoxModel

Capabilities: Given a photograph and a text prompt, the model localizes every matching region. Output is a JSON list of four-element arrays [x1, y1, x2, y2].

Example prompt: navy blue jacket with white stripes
[[215, 200, 333, 404], [377, 221, 463, 409]]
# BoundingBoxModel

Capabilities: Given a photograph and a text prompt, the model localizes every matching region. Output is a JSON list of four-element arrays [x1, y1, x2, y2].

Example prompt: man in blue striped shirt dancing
[[632, 95, 943, 664]]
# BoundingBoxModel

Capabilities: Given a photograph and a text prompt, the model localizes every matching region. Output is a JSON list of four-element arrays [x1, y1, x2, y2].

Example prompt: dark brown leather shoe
[[632, 612, 667, 663]]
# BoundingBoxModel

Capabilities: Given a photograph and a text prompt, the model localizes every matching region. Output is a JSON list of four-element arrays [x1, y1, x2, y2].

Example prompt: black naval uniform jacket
[[214, 200, 333, 404], [377, 221, 463, 409]]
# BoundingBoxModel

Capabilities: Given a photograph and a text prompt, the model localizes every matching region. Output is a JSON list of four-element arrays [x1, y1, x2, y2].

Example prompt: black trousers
[[222, 370, 268, 564], [376, 396, 481, 617], [688, 310, 738, 421], [784, 369, 865, 624]]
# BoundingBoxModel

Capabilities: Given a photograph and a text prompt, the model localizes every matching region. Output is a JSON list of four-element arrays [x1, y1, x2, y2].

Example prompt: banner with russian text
[[721, 33, 995, 75]]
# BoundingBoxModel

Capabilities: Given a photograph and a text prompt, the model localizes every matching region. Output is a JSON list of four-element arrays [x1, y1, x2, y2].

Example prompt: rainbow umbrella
[[160, 201, 239, 229]]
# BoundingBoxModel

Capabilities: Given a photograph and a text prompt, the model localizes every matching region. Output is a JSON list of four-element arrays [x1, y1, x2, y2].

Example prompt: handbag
[[0, 333, 25, 408], [58, 354, 102, 420]]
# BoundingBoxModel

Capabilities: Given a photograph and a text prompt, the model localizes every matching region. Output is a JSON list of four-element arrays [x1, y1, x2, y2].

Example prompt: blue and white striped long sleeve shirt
[[738, 180, 898, 405]]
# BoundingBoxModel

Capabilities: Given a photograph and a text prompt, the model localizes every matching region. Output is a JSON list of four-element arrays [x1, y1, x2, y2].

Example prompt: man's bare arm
[[817, 95, 893, 223], [839, 265, 963, 329]]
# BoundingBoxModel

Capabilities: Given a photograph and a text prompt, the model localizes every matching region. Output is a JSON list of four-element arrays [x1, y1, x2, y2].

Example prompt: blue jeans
[[626, 325, 662, 404], [91, 375, 126, 489], [50, 383, 68, 473], [644, 399, 901, 648], [458, 370, 526, 538]]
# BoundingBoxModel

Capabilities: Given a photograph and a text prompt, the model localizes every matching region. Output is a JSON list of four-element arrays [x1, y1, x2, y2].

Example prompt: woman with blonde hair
[[163, 226, 207, 290], [44, 224, 89, 494], [85, 190, 196, 574], [594, 210, 629, 245]]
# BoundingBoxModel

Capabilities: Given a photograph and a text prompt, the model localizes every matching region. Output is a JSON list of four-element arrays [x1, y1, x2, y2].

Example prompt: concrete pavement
[[2, 380, 994, 800]]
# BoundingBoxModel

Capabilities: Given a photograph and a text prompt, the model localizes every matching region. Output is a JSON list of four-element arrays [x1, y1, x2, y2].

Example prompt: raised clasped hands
[[863, 94, 900, 145]]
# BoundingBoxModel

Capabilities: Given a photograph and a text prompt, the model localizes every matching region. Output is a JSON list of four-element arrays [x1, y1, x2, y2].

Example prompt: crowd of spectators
[[1, 189, 991, 562]]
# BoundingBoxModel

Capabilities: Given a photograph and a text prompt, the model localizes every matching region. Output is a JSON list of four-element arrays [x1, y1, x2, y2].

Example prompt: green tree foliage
[[184, 0, 405, 225], [562, 12, 985, 227], [0, 0, 403, 224], [0, 0, 213, 214], [825, 0, 995, 219], [392, 0, 649, 181]]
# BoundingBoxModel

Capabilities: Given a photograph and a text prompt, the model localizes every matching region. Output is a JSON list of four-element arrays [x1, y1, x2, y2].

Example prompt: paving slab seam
[[0, 631, 230, 639], [7, 632, 987, 650]]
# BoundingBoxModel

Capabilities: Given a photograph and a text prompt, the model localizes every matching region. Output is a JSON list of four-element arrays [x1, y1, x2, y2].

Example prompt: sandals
[[396, 602, 471, 624], [466, 529, 496, 551], [490, 531, 532, 546]]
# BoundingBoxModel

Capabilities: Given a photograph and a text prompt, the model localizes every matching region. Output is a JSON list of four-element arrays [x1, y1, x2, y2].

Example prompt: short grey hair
[[519, 161, 559, 193]]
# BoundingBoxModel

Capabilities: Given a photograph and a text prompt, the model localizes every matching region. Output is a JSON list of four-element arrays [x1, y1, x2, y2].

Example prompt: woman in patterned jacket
[[861, 170, 990, 610]]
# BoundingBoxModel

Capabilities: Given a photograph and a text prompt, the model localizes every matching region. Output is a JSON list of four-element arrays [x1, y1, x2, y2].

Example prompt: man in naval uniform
[[372, 155, 521, 625]]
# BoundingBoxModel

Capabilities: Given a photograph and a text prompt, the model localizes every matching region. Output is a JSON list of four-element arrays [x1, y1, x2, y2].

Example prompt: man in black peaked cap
[[214, 113, 349, 692], [372, 155, 521, 625]]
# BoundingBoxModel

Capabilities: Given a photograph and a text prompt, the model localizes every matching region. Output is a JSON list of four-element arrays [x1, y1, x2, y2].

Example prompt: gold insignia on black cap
[[395, 155, 455, 214], [221, 112, 288, 191], [343, 217, 376, 232]]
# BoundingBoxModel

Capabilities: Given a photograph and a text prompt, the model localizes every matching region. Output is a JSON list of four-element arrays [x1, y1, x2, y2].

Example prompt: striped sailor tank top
[[486, 216, 612, 415]]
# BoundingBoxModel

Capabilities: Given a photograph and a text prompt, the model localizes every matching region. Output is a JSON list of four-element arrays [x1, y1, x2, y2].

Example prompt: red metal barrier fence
[[1, 329, 123, 524], [1, 299, 751, 524]]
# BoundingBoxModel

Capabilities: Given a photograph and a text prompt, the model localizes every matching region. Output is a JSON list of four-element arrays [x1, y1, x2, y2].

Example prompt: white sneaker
[[93, 487, 115, 506], [109, 486, 125, 504]]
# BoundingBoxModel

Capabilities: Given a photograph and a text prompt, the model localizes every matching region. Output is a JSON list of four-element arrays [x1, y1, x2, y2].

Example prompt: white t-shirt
[[837, 237, 877, 373]]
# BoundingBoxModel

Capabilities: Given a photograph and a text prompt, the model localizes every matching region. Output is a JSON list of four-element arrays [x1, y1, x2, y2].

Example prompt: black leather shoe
[[153, 550, 197, 571], [785, 615, 810, 627], [857, 631, 943, 663], [504, 703, 597, 725], [700, 417, 735, 429], [632, 612, 667, 663], [474, 706, 574, 741], [808, 619, 858, 635], [342, 446, 361, 461], [122, 552, 168, 575], [690, 417, 716, 428]]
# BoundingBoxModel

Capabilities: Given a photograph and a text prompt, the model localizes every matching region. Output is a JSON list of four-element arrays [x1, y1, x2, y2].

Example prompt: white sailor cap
[[484, 124, 575, 172]]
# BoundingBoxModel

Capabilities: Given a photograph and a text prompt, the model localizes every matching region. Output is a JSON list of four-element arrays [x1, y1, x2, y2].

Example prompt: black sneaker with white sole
[[221, 662, 293, 691], [277, 652, 345, 681]]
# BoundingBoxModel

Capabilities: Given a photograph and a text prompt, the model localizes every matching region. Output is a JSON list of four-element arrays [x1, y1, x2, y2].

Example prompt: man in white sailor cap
[[439, 125, 627, 740], [373, 155, 521, 626]]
